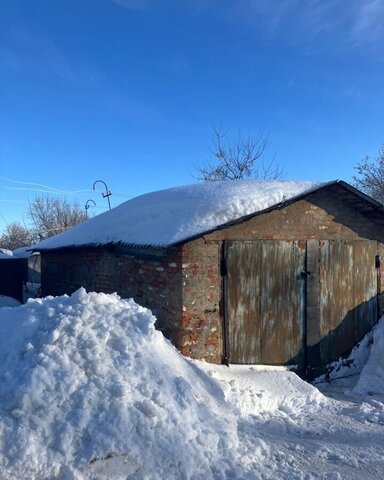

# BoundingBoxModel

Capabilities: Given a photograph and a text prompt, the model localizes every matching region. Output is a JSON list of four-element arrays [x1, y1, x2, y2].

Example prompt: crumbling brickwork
[[41, 247, 183, 346], [179, 240, 222, 362]]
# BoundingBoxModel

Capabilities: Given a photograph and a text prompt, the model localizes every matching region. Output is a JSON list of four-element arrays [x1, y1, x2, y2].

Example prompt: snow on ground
[[33, 180, 326, 250], [0, 290, 383, 479], [202, 364, 384, 480]]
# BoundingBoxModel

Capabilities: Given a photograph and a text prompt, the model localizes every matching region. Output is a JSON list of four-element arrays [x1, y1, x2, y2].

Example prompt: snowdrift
[[198, 363, 325, 418], [1, 290, 382, 479], [353, 317, 384, 396], [0, 289, 240, 479], [313, 316, 384, 397]]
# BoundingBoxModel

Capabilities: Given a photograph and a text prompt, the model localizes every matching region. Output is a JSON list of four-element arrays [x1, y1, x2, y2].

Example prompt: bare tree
[[0, 222, 35, 250], [354, 144, 384, 204], [27, 196, 87, 239], [196, 127, 283, 181]]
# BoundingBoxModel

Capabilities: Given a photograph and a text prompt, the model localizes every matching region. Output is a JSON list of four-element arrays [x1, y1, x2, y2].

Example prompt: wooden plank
[[306, 239, 320, 347], [306, 239, 321, 369], [353, 240, 378, 342], [260, 240, 305, 366], [226, 241, 262, 363], [318, 240, 354, 364], [316, 240, 378, 366]]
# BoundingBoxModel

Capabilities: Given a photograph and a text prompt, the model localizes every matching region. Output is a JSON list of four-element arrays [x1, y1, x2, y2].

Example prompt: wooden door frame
[[221, 241, 230, 365]]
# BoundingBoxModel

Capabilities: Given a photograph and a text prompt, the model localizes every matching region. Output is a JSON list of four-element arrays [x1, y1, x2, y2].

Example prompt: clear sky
[[1, 0, 384, 229]]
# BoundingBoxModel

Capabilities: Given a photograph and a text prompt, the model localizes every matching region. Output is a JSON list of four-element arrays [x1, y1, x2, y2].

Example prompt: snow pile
[[33, 180, 325, 250], [315, 317, 384, 426], [0, 289, 240, 480], [352, 317, 384, 396], [314, 329, 374, 384], [198, 364, 326, 418], [0, 291, 383, 479]]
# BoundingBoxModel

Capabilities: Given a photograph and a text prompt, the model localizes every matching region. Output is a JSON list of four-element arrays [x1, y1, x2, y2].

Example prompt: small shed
[[13, 247, 41, 284], [0, 250, 28, 302], [33, 180, 384, 377]]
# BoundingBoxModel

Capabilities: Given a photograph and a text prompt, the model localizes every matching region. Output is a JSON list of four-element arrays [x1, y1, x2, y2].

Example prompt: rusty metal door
[[224, 239, 378, 371], [306, 239, 378, 369], [224, 240, 306, 367]]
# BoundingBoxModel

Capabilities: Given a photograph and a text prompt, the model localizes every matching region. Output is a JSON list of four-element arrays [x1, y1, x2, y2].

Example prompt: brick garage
[[36, 180, 384, 375]]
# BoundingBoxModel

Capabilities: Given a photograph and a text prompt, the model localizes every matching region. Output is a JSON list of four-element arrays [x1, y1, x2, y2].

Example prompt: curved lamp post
[[93, 180, 112, 210], [85, 199, 96, 219]]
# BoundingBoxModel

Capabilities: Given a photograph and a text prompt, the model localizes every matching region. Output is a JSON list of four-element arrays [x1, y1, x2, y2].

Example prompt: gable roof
[[31, 179, 384, 252], [13, 246, 39, 259], [0, 249, 13, 260]]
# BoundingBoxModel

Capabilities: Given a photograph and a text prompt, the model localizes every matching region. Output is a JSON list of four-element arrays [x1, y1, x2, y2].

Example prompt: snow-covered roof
[[0, 249, 14, 259], [13, 246, 39, 258], [0, 295, 21, 307], [33, 179, 336, 251]]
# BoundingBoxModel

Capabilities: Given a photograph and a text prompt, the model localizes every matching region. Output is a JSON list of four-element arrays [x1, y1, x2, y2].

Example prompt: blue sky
[[1, 0, 384, 229]]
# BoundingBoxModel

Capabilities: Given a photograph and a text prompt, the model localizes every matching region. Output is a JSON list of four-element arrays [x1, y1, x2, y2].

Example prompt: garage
[[35, 179, 384, 375]]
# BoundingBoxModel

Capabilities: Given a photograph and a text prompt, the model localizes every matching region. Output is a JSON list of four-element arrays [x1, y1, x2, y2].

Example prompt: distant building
[[0, 250, 27, 302], [13, 247, 41, 284]]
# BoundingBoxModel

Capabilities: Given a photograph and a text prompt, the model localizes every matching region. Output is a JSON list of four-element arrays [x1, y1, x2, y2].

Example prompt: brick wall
[[41, 247, 183, 346], [179, 240, 222, 362], [207, 192, 384, 243]]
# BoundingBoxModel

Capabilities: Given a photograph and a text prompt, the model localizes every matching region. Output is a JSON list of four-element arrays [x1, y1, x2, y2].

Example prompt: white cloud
[[240, 0, 384, 52], [352, 0, 384, 46], [249, 0, 346, 34], [1, 27, 99, 84]]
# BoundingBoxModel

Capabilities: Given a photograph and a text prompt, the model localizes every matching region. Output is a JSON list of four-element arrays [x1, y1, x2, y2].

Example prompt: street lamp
[[85, 199, 96, 219], [92, 180, 112, 210]]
